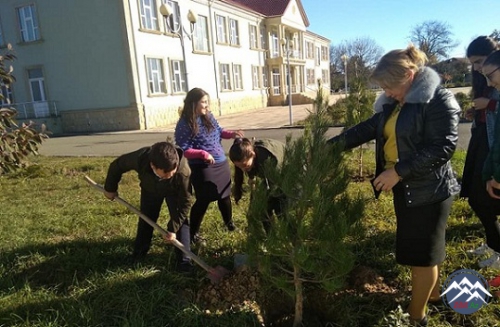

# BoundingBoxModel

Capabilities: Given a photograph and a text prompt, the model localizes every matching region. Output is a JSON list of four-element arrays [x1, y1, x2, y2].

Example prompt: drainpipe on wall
[[208, 0, 221, 116]]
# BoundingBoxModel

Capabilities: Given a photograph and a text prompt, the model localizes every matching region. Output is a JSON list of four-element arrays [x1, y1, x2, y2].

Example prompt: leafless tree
[[409, 20, 459, 63], [330, 37, 384, 90]]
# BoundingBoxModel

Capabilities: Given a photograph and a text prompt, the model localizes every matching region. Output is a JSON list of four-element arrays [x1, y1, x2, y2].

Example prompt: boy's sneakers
[[467, 244, 492, 256], [226, 221, 237, 231], [191, 233, 206, 246], [479, 252, 500, 269]]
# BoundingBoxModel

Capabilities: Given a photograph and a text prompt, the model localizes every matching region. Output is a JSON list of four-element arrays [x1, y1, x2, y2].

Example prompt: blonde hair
[[371, 44, 428, 89]]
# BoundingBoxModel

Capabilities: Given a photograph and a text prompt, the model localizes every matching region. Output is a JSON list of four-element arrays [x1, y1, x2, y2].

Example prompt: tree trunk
[[358, 144, 363, 178], [293, 264, 303, 327]]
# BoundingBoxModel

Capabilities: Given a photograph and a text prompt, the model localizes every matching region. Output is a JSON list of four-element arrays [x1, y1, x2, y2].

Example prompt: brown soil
[[195, 264, 400, 326]]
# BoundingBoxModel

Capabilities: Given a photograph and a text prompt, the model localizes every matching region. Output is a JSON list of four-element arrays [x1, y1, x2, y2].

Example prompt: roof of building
[[219, 0, 310, 26]]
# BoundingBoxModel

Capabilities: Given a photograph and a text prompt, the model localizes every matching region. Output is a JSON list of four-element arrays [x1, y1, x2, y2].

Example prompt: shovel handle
[[84, 175, 214, 273]]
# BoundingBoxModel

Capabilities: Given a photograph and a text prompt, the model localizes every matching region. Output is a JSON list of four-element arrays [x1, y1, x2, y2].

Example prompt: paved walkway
[[150, 103, 315, 132]]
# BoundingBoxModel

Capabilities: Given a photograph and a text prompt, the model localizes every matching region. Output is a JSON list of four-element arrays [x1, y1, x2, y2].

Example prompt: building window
[[163, 0, 179, 33], [146, 58, 166, 94], [171, 60, 186, 93], [316, 47, 321, 65], [321, 46, 329, 61], [0, 84, 13, 106], [194, 15, 209, 52], [220, 63, 231, 90], [306, 41, 314, 59], [261, 66, 268, 88], [140, 0, 158, 31], [229, 18, 239, 46], [17, 5, 40, 42], [233, 64, 242, 90], [272, 68, 280, 95], [249, 25, 257, 49], [307, 69, 315, 85], [271, 29, 279, 58], [216, 15, 227, 44], [28, 68, 49, 118], [322, 69, 329, 84], [252, 66, 259, 89], [259, 25, 266, 49]]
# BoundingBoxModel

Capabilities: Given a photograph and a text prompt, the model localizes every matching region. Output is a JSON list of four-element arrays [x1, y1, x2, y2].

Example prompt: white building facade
[[0, 0, 330, 134]]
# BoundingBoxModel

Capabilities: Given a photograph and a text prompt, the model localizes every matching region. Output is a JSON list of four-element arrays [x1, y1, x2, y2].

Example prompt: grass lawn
[[1, 150, 499, 327]]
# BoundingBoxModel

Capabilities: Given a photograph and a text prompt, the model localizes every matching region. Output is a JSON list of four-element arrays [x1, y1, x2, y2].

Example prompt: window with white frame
[[216, 15, 227, 44], [261, 66, 268, 87], [163, 0, 180, 33], [322, 69, 329, 84], [272, 68, 280, 95], [17, 4, 40, 42], [220, 63, 231, 90], [194, 15, 209, 52], [249, 25, 257, 49], [233, 64, 242, 90], [306, 41, 314, 59], [171, 60, 186, 93], [259, 25, 266, 49], [229, 18, 239, 46], [316, 47, 321, 65], [146, 58, 166, 94], [0, 84, 13, 106], [140, 0, 158, 31], [321, 46, 329, 61], [252, 66, 259, 89], [307, 69, 315, 84], [271, 29, 279, 58]]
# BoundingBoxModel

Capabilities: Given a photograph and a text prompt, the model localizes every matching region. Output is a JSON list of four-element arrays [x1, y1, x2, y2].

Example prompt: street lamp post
[[341, 54, 348, 98], [281, 38, 294, 126], [160, 4, 197, 92]]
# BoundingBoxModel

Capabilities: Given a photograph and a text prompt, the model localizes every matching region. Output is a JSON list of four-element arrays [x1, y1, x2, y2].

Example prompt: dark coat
[[329, 67, 461, 207], [104, 146, 191, 232], [233, 139, 285, 203]]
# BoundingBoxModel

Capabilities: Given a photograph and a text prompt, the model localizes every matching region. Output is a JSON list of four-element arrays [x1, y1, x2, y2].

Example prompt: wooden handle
[[84, 175, 213, 272]]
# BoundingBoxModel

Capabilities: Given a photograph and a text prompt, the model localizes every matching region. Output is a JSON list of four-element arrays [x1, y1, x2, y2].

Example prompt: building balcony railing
[[9, 101, 59, 120]]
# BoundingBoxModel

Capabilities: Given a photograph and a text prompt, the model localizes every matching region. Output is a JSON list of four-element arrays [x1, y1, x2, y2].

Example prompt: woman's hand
[[205, 153, 215, 165], [486, 179, 500, 199], [232, 130, 244, 138], [473, 97, 490, 110], [373, 167, 401, 192], [464, 108, 475, 121]]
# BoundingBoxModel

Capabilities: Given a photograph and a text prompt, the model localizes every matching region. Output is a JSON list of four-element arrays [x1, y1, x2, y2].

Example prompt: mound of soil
[[196, 265, 265, 323]]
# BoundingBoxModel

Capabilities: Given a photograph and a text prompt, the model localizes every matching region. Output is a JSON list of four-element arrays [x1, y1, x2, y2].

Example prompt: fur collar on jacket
[[374, 66, 441, 113]]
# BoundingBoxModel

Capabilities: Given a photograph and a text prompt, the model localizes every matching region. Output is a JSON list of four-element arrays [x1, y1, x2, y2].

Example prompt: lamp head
[[160, 3, 173, 17], [187, 10, 197, 24]]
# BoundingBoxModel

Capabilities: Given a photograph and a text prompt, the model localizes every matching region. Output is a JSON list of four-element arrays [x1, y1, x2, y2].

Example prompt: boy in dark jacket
[[229, 138, 285, 232], [104, 142, 192, 271]]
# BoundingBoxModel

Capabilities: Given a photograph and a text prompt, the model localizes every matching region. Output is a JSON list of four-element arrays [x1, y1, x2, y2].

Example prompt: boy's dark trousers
[[133, 190, 191, 263]]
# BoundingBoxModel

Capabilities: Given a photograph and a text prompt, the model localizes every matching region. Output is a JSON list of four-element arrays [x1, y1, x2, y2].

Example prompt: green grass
[[1, 151, 499, 327]]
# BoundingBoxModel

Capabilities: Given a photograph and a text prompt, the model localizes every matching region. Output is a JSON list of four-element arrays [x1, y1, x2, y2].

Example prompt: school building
[[0, 0, 331, 134]]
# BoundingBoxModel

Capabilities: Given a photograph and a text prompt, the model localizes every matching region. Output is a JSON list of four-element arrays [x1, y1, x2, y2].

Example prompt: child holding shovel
[[103, 141, 193, 272], [229, 137, 286, 233]]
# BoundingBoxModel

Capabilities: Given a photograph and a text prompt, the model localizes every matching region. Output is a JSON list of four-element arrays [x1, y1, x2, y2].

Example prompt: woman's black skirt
[[189, 160, 231, 202]]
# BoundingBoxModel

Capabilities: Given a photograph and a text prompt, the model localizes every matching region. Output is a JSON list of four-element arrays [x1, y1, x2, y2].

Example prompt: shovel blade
[[207, 266, 230, 284]]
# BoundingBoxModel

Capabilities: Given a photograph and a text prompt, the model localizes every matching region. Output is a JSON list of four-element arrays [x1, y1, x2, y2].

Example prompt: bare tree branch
[[409, 20, 459, 63]]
